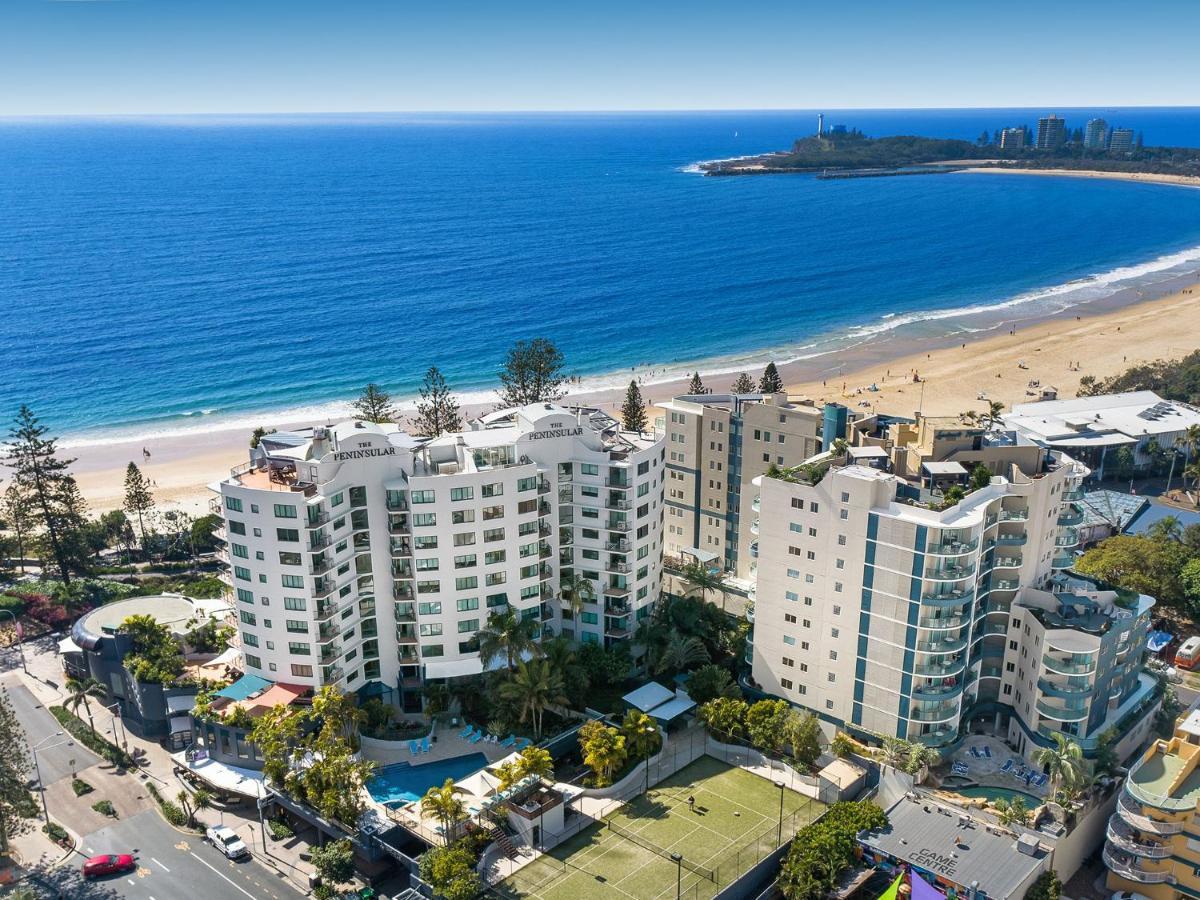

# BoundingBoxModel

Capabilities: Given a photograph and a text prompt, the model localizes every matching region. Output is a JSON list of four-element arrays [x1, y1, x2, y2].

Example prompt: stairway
[[488, 826, 518, 860]]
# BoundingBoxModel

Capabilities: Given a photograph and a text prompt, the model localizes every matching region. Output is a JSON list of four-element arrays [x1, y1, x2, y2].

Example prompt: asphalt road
[[4, 676, 101, 784]]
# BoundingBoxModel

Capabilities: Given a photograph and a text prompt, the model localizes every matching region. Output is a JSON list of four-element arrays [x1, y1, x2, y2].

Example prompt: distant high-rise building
[[1109, 128, 1135, 153], [1084, 118, 1109, 150], [1036, 115, 1067, 150], [999, 127, 1027, 150]]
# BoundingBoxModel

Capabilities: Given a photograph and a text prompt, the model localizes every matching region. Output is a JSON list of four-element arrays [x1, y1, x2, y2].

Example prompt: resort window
[[281, 574, 304, 588], [237, 588, 255, 605], [278, 552, 302, 566], [482, 483, 503, 497], [581, 486, 599, 498], [414, 535, 438, 549], [411, 490, 436, 504], [581, 464, 599, 476], [450, 487, 474, 502], [418, 601, 443, 615], [232, 543, 249, 559], [225, 497, 243, 512], [486, 572, 506, 586], [274, 504, 297, 518], [517, 477, 537, 492], [581, 508, 598, 519], [483, 505, 505, 520], [457, 619, 479, 633], [520, 585, 539, 600], [519, 541, 539, 558], [582, 549, 599, 560], [251, 504, 259, 513], [452, 509, 475, 524], [582, 528, 599, 540], [291, 664, 313, 678], [234, 566, 251, 581], [422, 645, 445, 658], [484, 549, 506, 565], [228, 520, 246, 535], [518, 521, 537, 536], [284, 597, 307, 611], [455, 576, 478, 590], [276, 528, 299, 542], [330, 492, 344, 507], [637, 461, 649, 475], [286, 620, 308, 633], [333, 517, 346, 531], [516, 500, 537, 515], [416, 558, 440, 571], [242, 633, 259, 647], [416, 580, 440, 594], [288, 642, 311, 656], [419, 623, 443, 637], [453, 532, 476, 547], [239, 611, 256, 626], [457, 597, 479, 612], [520, 564, 538, 580], [244, 654, 261, 669], [580, 612, 599, 625], [413, 513, 436, 527], [486, 592, 508, 608]]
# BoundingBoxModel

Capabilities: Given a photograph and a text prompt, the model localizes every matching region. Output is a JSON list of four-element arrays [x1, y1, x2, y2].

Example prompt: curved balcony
[[924, 564, 976, 583], [918, 615, 966, 631], [1117, 790, 1184, 835], [994, 533, 1028, 547], [745, 604, 754, 624], [911, 727, 958, 747], [1036, 698, 1089, 722], [1056, 529, 1081, 548], [1126, 751, 1200, 812], [992, 556, 1022, 570], [926, 538, 980, 556], [1058, 505, 1085, 527], [1043, 653, 1097, 675], [1038, 676, 1092, 698], [911, 680, 965, 701], [1051, 555, 1076, 569], [914, 658, 967, 678], [916, 637, 967, 655], [750, 520, 760, 535], [921, 591, 974, 609], [1104, 816, 1171, 859], [991, 578, 1019, 591], [908, 701, 960, 723], [999, 508, 1029, 522], [750, 542, 759, 559], [1102, 847, 1172, 884], [751, 496, 760, 512]]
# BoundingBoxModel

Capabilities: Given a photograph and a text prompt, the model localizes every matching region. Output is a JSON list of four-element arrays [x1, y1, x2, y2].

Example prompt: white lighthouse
[[817, 113, 824, 136]]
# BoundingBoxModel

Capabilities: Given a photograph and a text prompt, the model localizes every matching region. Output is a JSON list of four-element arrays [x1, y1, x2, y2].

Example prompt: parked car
[[82, 854, 136, 878], [205, 824, 250, 859]]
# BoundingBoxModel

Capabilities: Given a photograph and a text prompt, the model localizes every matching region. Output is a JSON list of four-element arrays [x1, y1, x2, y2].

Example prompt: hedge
[[147, 783, 193, 830], [49, 706, 136, 768]]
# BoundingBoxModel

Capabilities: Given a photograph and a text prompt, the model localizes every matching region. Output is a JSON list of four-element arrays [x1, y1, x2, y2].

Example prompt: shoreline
[[67, 279, 1200, 517], [958, 166, 1200, 189]]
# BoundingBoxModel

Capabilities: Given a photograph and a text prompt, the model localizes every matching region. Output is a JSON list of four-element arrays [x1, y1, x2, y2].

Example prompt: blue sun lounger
[[409, 740, 419, 755], [422, 737, 431, 753], [500, 734, 516, 748], [459, 725, 473, 739], [470, 731, 483, 744]]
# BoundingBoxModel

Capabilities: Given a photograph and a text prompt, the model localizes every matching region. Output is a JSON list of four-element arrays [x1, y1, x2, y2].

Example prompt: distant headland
[[700, 113, 1200, 183]]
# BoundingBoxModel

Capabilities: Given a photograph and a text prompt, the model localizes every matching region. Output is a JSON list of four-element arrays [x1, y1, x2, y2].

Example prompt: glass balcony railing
[[1042, 653, 1097, 675]]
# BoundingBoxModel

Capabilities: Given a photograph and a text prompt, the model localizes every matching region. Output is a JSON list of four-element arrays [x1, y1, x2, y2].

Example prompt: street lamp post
[[643, 725, 656, 793], [0, 610, 28, 675], [775, 781, 786, 846], [257, 796, 271, 858], [104, 702, 129, 754], [670, 852, 682, 899], [30, 733, 73, 823]]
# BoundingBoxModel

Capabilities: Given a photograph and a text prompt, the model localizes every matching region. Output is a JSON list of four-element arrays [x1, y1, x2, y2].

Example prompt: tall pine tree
[[621, 381, 647, 433], [730, 372, 755, 394], [759, 362, 783, 394], [123, 462, 156, 550], [414, 366, 463, 437], [687, 372, 706, 395], [1, 483, 32, 574], [351, 384, 398, 423], [3, 406, 81, 584], [497, 338, 566, 407]]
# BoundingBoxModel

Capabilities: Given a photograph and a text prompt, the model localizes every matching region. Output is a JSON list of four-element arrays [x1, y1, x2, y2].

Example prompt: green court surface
[[494, 755, 823, 900]]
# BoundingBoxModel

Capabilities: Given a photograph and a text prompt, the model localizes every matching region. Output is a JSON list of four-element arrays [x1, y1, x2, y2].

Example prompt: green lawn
[[495, 755, 823, 900]]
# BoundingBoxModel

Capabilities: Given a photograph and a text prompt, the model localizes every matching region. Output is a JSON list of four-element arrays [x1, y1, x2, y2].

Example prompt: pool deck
[[942, 735, 1049, 802]]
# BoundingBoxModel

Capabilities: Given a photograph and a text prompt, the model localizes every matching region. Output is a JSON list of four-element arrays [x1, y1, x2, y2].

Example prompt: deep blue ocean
[[3, 107, 1200, 445]]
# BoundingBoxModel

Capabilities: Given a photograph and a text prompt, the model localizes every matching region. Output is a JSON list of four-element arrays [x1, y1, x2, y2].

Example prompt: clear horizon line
[[0, 103, 1197, 120]]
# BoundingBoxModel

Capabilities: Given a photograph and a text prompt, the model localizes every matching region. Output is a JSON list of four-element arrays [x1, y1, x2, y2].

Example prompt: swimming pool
[[367, 752, 489, 806], [953, 785, 1042, 807]]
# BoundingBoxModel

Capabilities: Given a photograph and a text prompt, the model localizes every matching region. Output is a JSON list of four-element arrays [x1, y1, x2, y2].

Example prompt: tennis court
[[494, 755, 823, 900]]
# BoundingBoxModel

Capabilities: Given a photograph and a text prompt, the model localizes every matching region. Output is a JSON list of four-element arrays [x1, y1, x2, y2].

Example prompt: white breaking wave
[[59, 241, 1200, 451]]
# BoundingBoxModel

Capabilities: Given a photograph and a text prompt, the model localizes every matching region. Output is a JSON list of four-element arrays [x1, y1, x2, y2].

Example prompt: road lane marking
[[151, 857, 170, 872], [87, 846, 95, 854], [188, 851, 257, 899]]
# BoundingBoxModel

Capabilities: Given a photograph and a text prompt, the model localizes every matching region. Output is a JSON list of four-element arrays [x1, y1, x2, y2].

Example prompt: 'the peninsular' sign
[[528, 425, 583, 441], [333, 447, 396, 461]]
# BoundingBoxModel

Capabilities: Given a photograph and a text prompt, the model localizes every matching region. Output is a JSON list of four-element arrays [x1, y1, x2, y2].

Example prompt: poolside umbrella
[[911, 871, 946, 900], [878, 873, 904, 900]]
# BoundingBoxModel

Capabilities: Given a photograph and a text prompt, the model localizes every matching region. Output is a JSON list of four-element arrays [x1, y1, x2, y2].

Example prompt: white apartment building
[[213, 404, 665, 710], [656, 393, 840, 579], [749, 414, 1157, 759]]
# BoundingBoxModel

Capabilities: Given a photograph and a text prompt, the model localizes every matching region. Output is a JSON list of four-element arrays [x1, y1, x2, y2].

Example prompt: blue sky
[[3, 0, 1198, 115]]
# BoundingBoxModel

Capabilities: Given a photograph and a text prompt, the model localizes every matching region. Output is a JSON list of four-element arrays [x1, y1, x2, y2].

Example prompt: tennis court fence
[[607, 819, 716, 882]]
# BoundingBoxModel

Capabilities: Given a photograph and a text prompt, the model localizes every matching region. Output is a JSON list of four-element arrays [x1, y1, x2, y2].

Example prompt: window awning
[[169, 715, 194, 734], [166, 694, 196, 714], [171, 751, 267, 800]]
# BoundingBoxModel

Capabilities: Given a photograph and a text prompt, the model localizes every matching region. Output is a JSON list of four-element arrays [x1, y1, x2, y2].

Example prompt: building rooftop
[[1005, 391, 1200, 446], [74, 593, 201, 645], [861, 796, 1046, 899], [1079, 489, 1148, 532], [1128, 742, 1200, 805]]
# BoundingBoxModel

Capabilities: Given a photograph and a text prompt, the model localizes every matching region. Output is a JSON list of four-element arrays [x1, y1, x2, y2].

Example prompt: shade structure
[[911, 871, 945, 900], [878, 873, 904, 900]]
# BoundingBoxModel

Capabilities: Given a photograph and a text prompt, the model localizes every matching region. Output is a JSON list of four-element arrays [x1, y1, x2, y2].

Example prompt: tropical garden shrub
[[778, 801, 888, 900]]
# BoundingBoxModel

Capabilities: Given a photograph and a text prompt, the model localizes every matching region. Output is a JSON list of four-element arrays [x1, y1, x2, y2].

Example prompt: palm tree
[[879, 736, 907, 770], [1185, 461, 1200, 507], [477, 608, 539, 671], [655, 631, 709, 675], [64, 677, 106, 733], [633, 616, 669, 673], [904, 743, 936, 783], [559, 571, 596, 620], [1148, 515, 1183, 543], [498, 658, 567, 739], [981, 399, 1005, 429], [513, 746, 554, 782], [621, 709, 659, 760], [419, 778, 467, 845], [993, 796, 1030, 828], [680, 562, 728, 612], [1033, 733, 1084, 798]]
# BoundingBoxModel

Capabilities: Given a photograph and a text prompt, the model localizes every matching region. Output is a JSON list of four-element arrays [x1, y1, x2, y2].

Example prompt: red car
[[82, 853, 136, 878]]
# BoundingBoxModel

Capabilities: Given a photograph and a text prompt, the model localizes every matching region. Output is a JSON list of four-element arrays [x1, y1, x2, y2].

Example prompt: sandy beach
[[961, 166, 1200, 189], [67, 281, 1200, 517]]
